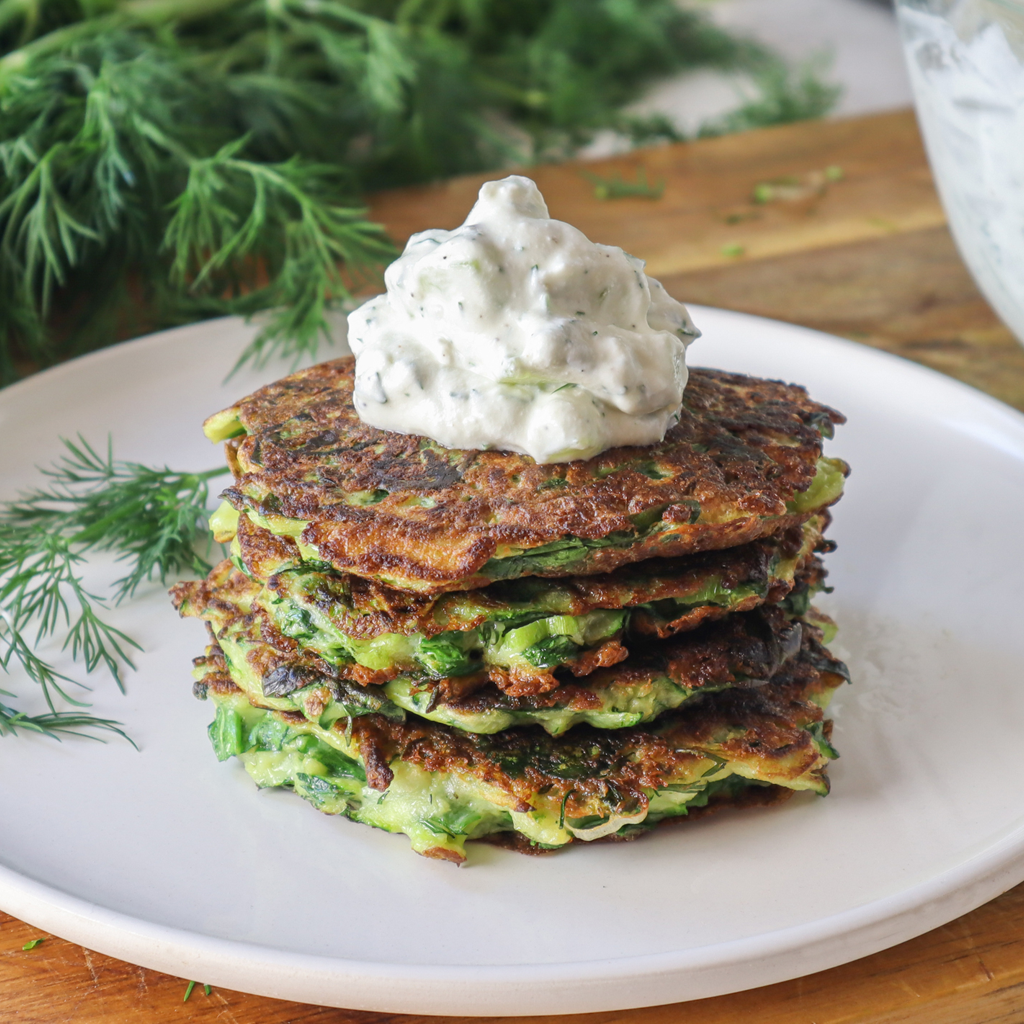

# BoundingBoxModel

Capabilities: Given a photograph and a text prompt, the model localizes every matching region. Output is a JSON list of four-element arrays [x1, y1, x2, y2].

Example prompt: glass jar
[[897, 0, 1024, 343]]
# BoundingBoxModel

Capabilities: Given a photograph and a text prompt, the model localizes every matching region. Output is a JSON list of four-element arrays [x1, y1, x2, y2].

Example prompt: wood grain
[[369, 110, 947, 278], [7, 886, 1024, 1024], [661, 227, 1024, 414], [5, 108, 1024, 1023]]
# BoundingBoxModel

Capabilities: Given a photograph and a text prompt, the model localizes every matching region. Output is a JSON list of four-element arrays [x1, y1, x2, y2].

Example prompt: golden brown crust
[[216, 359, 845, 592], [232, 517, 826, 647], [175, 555, 833, 700], [485, 637, 630, 696], [337, 647, 841, 823], [190, 632, 844, 852], [190, 645, 238, 697], [171, 567, 256, 620], [422, 846, 467, 865], [431, 603, 823, 707], [234, 513, 301, 579]]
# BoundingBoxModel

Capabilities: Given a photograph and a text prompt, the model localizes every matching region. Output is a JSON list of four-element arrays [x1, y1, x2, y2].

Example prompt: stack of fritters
[[172, 359, 850, 864]]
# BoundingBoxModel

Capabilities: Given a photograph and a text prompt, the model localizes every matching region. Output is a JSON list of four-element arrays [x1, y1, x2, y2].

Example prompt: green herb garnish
[[751, 165, 845, 205], [0, 702, 131, 742], [22, 938, 45, 950], [0, 436, 227, 738], [183, 981, 196, 1002]]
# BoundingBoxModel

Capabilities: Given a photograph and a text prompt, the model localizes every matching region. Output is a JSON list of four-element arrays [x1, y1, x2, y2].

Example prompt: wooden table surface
[[5, 109, 1024, 1023]]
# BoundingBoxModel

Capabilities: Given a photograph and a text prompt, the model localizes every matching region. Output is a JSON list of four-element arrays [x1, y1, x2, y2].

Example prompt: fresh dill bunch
[[0, 18, 397, 379], [0, 0, 837, 383], [0, 435, 229, 738], [697, 58, 842, 138]]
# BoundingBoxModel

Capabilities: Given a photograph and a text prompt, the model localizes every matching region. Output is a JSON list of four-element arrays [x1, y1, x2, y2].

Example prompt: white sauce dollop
[[348, 175, 699, 464]]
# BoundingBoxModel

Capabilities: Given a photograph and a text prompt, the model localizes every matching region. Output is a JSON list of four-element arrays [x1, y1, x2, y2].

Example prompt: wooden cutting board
[[4, 109, 1024, 1024]]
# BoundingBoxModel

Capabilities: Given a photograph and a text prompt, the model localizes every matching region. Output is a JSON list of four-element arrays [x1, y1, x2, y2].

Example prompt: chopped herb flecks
[[583, 168, 665, 201]]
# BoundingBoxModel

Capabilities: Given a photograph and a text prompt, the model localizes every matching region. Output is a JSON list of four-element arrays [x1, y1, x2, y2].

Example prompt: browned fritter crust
[[434, 603, 814, 711], [184, 567, 845, 759], [233, 513, 299, 579], [227, 515, 828, 645], [172, 552, 831, 699], [194, 640, 838, 853], [212, 639, 838, 808], [214, 359, 845, 592], [357, 649, 837, 810], [191, 644, 235, 698]]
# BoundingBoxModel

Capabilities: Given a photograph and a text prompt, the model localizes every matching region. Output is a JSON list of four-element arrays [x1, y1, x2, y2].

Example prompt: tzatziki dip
[[348, 175, 699, 464]]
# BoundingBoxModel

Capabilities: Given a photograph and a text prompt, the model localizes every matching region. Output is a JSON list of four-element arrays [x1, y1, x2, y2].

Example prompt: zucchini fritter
[[206, 359, 847, 593], [172, 516, 830, 699], [177, 549, 844, 738], [193, 636, 846, 863]]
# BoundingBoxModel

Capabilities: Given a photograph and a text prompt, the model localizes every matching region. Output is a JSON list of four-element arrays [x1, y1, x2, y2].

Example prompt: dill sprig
[[0, 698, 133, 743], [5, 436, 229, 597], [163, 140, 396, 369], [0, 436, 228, 737]]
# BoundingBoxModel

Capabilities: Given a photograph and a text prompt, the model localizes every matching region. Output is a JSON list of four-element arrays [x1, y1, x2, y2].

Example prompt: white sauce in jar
[[899, 5, 1024, 344], [348, 175, 699, 464]]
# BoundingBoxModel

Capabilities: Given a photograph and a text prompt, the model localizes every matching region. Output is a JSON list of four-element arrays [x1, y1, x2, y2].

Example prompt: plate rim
[[3, 307, 1024, 1015], [4, 826, 1024, 1014]]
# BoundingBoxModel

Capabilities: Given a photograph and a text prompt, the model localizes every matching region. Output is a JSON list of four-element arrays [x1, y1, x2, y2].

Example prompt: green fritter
[[193, 642, 845, 863], [204, 359, 847, 594], [177, 553, 843, 737], [172, 516, 829, 697], [395, 606, 846, 735], [228, 510, 828, 632]]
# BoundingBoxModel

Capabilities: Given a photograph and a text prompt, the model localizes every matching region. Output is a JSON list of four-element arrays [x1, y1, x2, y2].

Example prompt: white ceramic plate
[[2, 307, 1024, 1016]]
